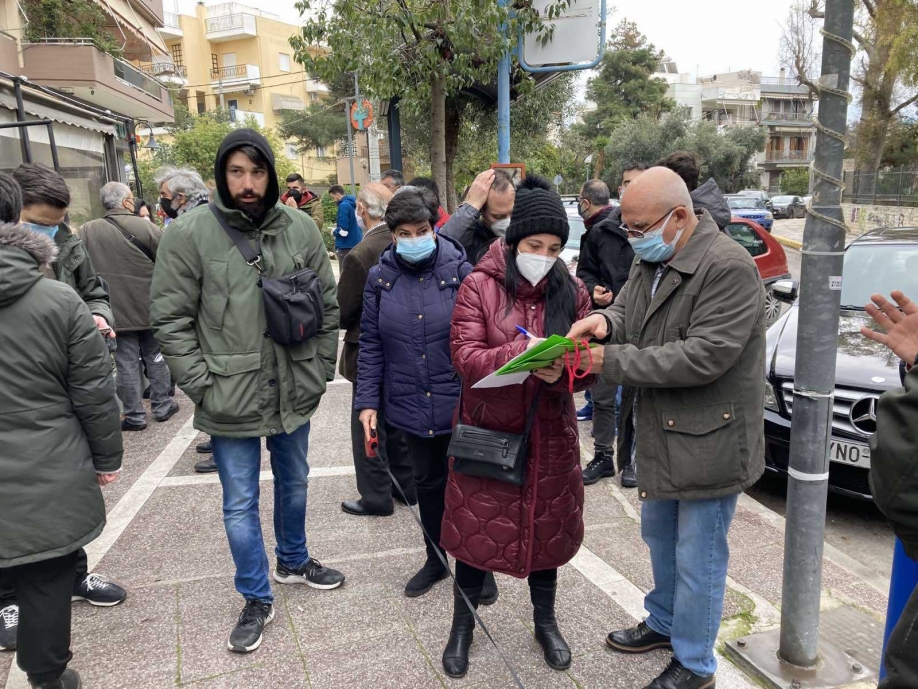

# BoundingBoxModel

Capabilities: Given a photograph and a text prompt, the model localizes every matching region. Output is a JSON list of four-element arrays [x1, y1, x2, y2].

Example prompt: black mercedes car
[[763, 227, 918, 500]]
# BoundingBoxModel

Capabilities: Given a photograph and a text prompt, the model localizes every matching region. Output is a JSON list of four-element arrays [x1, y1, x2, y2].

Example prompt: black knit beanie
[[505, 175, 570, 246]]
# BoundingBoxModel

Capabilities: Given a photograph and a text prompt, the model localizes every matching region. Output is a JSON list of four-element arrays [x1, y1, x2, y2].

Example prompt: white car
[[562, 202, 587, 275]]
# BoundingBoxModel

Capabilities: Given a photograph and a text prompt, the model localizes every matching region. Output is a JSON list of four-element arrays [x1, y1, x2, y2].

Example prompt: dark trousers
[[455, 560, 556, 589], [880, 584, 918, 688], [592, 376, 620, 452], [350, 385, 415, 510], [0, 548, 87, 606], [1, 551, 78, 683], [403, 432, 451, 563]]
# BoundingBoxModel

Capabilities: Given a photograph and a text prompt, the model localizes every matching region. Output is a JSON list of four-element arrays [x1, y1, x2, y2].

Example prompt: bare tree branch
[[852, 29, 871, 55], [861, 0, 876, 20], [891, 91, 918, 116]]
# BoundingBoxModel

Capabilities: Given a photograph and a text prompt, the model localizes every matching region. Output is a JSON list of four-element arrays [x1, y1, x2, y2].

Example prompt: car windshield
[[839, 244, 918, 309], [772, 196, 794, 204], [565, 216, 585, 250], [728, 198, 765, 210]]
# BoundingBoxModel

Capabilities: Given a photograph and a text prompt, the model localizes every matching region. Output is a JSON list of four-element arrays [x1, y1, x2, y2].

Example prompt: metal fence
[[843, 169, 918, 207]]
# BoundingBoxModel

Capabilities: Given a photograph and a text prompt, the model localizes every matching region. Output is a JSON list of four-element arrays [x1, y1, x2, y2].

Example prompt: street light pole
[[497, 0, 511, 163], [779, 0, 854, 669]]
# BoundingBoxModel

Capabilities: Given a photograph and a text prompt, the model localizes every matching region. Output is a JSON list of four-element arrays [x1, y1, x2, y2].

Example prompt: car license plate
[[829, 440, 871, 469]]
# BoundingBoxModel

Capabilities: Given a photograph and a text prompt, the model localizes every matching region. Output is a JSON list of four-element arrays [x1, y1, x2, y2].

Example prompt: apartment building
[[160, 2, 335, 183], [663, 65, 817, 192], [0, 0, 175, 222]]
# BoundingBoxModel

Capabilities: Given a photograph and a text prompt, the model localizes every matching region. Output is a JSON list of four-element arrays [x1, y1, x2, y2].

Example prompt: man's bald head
[[621, 166, 694, 219], [620, 166, 698, 256]]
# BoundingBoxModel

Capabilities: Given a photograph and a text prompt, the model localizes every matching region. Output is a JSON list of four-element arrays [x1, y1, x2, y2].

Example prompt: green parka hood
[[214, 128, 280, 212], [0, 222, 58, 307]]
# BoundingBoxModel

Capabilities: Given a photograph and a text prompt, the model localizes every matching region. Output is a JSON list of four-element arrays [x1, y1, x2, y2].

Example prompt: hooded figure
[[151, 129, 345, 654]]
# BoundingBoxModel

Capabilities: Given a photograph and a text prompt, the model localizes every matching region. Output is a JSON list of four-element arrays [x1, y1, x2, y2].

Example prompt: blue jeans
[[641, 494, 739, 676], [212, 422, 312, 603]]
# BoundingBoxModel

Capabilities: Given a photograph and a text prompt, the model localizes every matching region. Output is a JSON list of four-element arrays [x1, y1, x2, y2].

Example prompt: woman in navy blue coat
[[355, 186, 474, 598]]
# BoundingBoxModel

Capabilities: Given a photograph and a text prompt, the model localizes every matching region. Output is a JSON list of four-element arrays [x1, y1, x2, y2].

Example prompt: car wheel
[[765, 286, 782, 325]]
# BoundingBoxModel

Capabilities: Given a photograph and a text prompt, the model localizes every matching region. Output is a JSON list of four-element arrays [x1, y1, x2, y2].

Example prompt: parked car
[[771, 195, 807, 219], [727, 196, 774, 231], [763, 227, 918, 500], [802, 195, 813, 207], [561, 198, 587, 275], [738, 189, 773, 212], [724, 219, 791, 324]]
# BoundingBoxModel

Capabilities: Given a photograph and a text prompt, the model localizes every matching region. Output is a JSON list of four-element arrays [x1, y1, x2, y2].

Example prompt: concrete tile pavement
[[771, 218, 806, 250], [1, 384, 890, 688]]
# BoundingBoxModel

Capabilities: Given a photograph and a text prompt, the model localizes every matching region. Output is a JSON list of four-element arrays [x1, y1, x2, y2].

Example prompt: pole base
[[723, 629, 874, 688]]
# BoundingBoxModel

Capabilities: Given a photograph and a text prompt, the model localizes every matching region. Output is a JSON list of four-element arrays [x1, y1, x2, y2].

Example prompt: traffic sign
[[350, 99, 374, 131], [553, 174, 563, 187]]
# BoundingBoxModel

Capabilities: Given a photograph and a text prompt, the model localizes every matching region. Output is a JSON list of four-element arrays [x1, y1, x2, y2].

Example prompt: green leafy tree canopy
[[278, 103, 348, 155], [779, 168, 811, 196]]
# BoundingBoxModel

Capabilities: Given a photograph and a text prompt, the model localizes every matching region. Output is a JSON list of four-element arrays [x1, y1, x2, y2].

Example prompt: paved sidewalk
[[771, 218, 806, 250], [0, 377, 889, 689]]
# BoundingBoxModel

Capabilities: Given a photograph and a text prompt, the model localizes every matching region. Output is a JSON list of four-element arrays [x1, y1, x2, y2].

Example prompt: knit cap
[[504, 175, 570, 246]]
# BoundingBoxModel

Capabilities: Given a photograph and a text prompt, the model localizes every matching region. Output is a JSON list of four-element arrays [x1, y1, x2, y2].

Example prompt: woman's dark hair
[[134, 199, 153, 217], [504, 250, 578, 337], [384, 186, 439, 231]]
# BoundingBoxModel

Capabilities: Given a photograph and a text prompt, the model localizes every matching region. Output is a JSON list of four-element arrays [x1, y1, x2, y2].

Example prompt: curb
[[773, 234, 803, 251]]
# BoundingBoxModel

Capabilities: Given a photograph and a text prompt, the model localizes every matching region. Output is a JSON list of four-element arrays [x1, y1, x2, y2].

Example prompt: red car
[[724, 218, 791, 324]]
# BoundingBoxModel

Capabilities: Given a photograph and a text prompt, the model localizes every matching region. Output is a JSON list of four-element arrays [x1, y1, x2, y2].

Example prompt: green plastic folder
[[496, 335, 597, 375]]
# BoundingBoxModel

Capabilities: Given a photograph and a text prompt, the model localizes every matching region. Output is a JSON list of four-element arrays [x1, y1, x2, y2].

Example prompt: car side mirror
[[773, 279, 799, 303]]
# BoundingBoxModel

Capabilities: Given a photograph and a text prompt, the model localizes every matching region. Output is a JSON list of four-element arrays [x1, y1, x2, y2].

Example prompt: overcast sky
[[177, 0, 792, 78]]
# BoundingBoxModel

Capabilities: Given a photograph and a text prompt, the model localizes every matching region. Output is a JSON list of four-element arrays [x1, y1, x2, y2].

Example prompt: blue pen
[[516, 325, 535, 339]]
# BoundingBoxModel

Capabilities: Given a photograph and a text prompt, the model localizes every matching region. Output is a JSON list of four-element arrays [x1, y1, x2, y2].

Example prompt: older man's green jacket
[[150, 199, 339, 438], [596, 211, 766, 501]]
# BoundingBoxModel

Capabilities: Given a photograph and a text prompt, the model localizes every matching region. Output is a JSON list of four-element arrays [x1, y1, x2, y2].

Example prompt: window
[[171, 43, 184, 67], [309, 92, 319, 102], [726, 223, 767, 258], [211, 54, 218, 70], [285, 143, 298, 160], [315, 145, 326, 158], [278, 53, 291, 72]]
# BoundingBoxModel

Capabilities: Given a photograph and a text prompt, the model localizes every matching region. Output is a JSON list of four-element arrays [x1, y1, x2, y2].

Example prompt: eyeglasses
[[620, 207, 681, 239]]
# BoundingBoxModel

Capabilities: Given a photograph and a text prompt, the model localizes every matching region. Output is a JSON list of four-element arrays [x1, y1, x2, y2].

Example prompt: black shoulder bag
[[448, 384, 542, 486], [209, 203, 324, 346], [104, 217, 155, 263]]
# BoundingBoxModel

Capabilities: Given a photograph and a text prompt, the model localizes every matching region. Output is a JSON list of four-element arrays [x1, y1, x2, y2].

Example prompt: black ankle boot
[[30, 669, 82, 689], [442, 585, 482, 678], [529, 576, 571, 670]]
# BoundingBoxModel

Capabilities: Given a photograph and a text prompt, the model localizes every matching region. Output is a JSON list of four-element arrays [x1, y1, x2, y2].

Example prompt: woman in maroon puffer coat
[[441, 176, 595, 678]]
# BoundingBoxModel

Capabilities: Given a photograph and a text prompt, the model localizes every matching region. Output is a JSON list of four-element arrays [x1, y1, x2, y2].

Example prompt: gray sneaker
[[0, 604, 17, 651], [228, 601, 274, 653]]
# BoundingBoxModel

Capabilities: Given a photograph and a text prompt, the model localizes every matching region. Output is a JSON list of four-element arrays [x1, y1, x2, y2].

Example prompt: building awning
[[0, 80, 119, 136], [92, 0, 168, 56]]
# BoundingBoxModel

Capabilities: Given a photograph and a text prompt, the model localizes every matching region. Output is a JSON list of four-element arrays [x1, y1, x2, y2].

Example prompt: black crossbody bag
[[448, 384, 542, 486], [209, 203, 324, 346]]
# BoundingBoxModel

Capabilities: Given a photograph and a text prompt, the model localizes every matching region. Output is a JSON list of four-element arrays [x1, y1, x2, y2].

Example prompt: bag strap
[[103, 216, 155, 264], [209, 202, 265, 276]]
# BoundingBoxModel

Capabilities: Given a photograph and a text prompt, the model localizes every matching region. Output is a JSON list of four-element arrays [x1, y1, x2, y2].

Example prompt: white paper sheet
[[471, 370, 531, 389]]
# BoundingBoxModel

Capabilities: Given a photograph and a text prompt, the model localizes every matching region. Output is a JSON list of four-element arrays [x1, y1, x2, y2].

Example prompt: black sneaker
[[194, 457, 218, 474], [196, 439, 214, 454], [621, 463, 638, 488], [32, 668, 82, 689], [644, 658, 715, 689], [228, 600, 274, 653], [0, 604, 17, 651], [582, 450, 616, 485], [72, 573, 127, 607], [273, 559, 345, 590], [155, 401, 180, 423], [121, 419, 147, 432]]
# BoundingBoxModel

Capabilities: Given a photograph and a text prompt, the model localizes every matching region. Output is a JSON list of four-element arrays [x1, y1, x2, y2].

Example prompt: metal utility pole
[[496, 0, 511, 163], [779, 0, 854, 669], [344, 100, 356, 196]]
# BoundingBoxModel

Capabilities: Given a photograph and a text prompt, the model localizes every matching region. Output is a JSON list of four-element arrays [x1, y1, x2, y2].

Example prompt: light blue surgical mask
[[396, 233, 436, 263], [22, 222, 59, 239], [627, 210, 682, 263]]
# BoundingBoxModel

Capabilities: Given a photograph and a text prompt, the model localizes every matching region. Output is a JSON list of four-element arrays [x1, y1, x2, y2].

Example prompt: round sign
[[553, 174, 563, 186], [350, 99, 374, 131]]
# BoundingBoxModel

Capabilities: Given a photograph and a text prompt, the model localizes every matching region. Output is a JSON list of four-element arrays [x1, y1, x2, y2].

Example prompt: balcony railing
[[765, 149, 813, 162], [764, 112, 813, 122], [139, 60, 186, 79], [113, 59, 164, 98], [163, 11, 180, 28], [211, 64, 256, 81]]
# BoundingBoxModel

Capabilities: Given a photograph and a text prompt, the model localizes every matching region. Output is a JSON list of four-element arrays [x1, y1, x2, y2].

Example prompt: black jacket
[[576, 206, 634, 303], [870, 365, 918, 560], [439, 203, 499, 265]]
